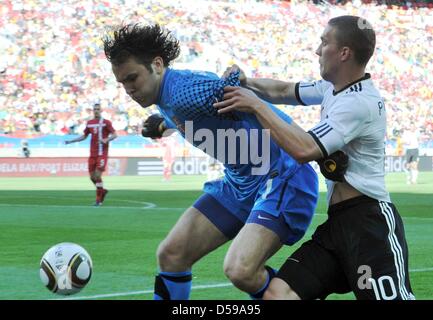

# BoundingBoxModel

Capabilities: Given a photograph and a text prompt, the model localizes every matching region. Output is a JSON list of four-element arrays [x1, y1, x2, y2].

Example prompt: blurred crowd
[[322, 0, 433, 6], [0, 0, 432, 149]]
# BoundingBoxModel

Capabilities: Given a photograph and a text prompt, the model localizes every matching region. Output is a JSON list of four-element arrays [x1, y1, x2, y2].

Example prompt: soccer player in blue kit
[[103, 23, 318, 300]]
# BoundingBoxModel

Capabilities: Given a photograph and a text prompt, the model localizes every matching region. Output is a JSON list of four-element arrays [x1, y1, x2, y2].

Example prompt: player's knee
[[263, 278, 301, 300], [263, 288, 278, 300], [263, 283, 283, 300], [223, 260, 256, 290], [156, 240, 190, 270], [94, 170, 102, 180]]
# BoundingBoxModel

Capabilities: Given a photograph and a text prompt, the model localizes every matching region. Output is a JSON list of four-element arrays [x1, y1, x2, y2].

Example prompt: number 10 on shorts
[[358, 265, 397, 300]]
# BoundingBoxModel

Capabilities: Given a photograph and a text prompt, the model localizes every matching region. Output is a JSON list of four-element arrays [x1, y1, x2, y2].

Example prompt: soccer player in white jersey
[[214, 15, 415, 300]]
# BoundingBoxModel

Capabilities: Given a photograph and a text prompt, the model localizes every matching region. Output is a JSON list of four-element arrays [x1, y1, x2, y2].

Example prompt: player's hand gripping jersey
[[154, 69, 318, 242]]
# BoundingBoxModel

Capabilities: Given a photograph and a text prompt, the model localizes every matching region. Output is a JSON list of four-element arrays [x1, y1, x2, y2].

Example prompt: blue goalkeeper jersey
[[155, 68, 301, 202]]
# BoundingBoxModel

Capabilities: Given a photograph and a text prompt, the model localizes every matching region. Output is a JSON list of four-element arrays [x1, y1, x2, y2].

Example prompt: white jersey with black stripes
[[296, 74, 391, 203]]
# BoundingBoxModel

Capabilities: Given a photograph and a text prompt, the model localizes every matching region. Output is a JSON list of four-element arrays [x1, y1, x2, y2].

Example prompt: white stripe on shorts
[[379, 201, 409, 300]]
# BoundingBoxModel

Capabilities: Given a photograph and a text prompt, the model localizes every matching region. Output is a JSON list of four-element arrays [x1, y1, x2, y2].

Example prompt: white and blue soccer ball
[[39, 242, 93, 295]]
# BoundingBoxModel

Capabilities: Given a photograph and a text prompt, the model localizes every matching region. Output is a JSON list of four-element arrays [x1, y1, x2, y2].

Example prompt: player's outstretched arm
[[245, 78, 298, 105], [222, 64, 298, 105], [64, 134, 88, 145], [214, 86, 322, 163]]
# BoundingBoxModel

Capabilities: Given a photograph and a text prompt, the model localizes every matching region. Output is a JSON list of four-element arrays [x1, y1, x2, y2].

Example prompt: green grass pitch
[[0, 173, 431, 300]]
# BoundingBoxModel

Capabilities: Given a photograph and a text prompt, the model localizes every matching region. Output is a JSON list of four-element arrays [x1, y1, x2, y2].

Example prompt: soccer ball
[[39, 242, 93, 295]]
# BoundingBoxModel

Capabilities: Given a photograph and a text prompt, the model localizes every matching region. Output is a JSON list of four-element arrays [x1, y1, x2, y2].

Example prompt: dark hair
[[103, 23, 180, 71], [328, 15, 376, 66]]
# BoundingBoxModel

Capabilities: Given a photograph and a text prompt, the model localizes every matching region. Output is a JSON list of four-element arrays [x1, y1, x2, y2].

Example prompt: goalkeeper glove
[[141, 114, 165, 139], [316, 150, 349, 182]]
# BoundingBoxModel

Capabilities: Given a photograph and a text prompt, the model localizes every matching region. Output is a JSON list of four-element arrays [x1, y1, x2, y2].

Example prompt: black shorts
[[277, 196, 415, 300], [405, 148, 419, 163]]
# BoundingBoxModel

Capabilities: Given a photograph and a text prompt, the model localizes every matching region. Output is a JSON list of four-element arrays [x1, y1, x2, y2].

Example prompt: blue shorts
[[193, 164, 318, 245]]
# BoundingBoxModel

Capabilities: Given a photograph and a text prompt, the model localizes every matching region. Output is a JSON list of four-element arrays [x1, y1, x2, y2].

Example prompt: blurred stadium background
[[0, 0, 432, 300]]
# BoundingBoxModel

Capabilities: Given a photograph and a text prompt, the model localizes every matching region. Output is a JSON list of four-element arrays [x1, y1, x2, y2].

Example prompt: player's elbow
[[292, 137, 323, 164], [292, 151, 312, 164], [291, 148, 319, 164]]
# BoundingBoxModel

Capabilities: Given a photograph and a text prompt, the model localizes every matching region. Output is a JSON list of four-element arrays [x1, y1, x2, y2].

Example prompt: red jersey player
[[65, 103, 118, 206]]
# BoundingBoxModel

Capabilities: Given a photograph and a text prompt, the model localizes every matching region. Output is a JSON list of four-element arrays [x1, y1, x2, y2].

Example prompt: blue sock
[[153, 270, 192, 300], [249, 266, 277, 300]]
